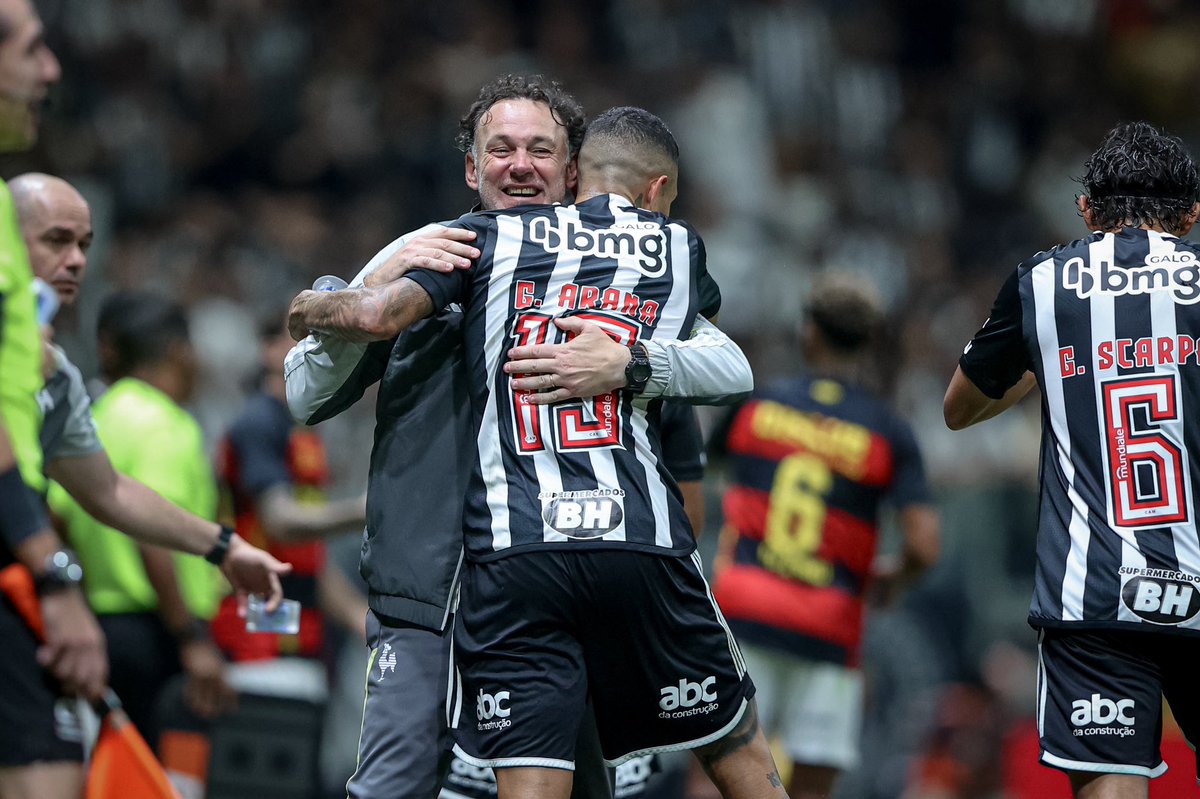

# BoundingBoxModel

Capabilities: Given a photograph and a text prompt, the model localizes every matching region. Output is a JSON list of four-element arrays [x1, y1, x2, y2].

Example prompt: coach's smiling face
[[465, 98, 577, 212]]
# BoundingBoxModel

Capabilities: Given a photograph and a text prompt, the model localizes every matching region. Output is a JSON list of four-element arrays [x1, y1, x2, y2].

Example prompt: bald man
[[7, 174, 289, 775], [10, 173, 91, 308]]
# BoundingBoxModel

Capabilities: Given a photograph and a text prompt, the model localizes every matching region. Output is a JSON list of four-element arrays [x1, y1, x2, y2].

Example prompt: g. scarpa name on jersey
[[1061, 251, 1200, 303], [1057, 335, 1200, 377]]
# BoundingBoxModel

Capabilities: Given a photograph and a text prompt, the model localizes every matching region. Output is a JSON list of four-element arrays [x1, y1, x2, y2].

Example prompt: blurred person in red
[[711, 272, 940, 799], [210, 314, 366, 666], [945, 121, 1200, 798], [152, 314, 367, 797]]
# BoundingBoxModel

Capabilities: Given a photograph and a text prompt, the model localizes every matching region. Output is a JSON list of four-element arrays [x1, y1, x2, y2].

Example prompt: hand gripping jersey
[[712, 375, 930, 666], [961, 227, 1200, 636], [407, 193, 720, 563]]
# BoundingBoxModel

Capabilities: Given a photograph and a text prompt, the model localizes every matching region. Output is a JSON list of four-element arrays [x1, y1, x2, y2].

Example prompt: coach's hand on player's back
[[505, 316, 630, 404], [362, 227, 479, 288]]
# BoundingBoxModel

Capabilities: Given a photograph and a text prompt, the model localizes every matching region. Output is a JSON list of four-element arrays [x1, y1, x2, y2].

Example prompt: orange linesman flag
[[0, 563, 180, 799], [87, 690, 181, 799]]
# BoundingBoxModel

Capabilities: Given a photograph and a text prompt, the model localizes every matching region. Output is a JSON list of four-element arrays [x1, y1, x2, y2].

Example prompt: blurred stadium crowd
[[17, 0, 1200, 796]]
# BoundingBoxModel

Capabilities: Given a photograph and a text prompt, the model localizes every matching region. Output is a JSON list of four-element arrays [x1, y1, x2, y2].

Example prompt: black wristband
[[204, 525, 234, 566], [0, 465, 51, 551]]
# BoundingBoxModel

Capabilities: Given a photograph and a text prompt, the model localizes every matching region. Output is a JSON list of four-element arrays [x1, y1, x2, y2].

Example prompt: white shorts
[[741, 643, 863, 770]]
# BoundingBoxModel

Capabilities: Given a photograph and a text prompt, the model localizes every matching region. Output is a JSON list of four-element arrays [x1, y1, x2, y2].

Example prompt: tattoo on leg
[[768, 771, 783, 789], [695, 702, 759, 768]]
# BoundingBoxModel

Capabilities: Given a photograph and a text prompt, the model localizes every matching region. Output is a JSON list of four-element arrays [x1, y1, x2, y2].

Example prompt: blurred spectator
[[711, 273, 940, 799], [48, 291, 231, 748]]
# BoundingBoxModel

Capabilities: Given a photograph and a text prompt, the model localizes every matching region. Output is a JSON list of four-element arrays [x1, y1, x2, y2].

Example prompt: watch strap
[[205, 525, 235, 566]]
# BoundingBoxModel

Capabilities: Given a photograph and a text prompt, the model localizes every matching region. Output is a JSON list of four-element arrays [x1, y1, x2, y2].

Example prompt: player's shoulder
[[761, 373, 896, 424], [454, 202, 561, 225], [1016, 232, 1103, 277]]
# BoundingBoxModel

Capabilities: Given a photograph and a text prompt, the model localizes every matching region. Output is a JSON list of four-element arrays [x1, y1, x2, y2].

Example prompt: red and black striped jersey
[[712, 375, 930, 665], [210, 392, 328, 661], [408, 193, 719, 563], [960, 227, 1200, 636]]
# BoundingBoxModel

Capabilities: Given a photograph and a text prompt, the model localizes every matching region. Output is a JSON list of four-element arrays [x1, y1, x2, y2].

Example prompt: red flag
[[0, 563, 180, 799]]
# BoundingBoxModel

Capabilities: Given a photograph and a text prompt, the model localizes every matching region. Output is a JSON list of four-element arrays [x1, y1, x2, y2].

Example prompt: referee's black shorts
[[450, 549, 755, 770], [0, 593, 84, 766]]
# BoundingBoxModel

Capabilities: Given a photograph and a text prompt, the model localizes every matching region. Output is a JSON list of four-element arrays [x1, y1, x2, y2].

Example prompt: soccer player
[[288, 105, 783, 799], [285, 75, 751, 799], [711, 273, 940, 799], [945, 121, 1200, 799]]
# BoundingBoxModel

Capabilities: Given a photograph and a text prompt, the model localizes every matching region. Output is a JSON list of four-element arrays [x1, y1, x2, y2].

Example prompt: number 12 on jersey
[[1101, 374, 1192, 528], [509, 311, 640, 454]]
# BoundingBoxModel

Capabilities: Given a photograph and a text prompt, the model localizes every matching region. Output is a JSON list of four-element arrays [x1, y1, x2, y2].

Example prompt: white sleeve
[[284, 223, 451, 424], [640, 316, 753, 405]]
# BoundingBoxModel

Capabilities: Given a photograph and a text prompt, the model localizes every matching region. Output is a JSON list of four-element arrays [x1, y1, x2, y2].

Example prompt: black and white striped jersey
[[961, 227, 1200, 636], [408, 193, 721, 562]]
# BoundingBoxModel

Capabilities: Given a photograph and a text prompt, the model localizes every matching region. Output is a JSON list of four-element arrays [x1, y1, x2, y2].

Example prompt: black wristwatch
[[624, 342, 652, 394], [34, 549, 84, 595]]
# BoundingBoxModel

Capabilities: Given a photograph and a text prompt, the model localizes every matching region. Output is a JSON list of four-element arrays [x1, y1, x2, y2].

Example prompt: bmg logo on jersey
[[1070, 694, 1135, 737], [658, 676, 719, 719], [476, 688, 513, 731], [529, 216, 668, 277], [1062, 252, 1200, 304]]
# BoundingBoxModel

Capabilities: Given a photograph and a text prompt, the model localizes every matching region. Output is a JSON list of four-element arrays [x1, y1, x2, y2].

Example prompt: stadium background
[[15, 0, 1200, 796]]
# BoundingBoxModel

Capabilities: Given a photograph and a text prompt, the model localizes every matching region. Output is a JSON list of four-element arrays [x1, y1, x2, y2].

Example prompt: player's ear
[[1178, 202, 1200, 237], [565, 156, 579, 194], [645, 175, 671, 213], [1078, 195, 1100, 231], [465, 150, 479, 192]]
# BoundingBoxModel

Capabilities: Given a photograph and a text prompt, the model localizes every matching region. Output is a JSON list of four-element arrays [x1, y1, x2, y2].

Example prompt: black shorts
[[440, 704, 658, 799], [0, 594, 84, 766], [1037, 627, 1200, 779], [450, 550, 754, 769]]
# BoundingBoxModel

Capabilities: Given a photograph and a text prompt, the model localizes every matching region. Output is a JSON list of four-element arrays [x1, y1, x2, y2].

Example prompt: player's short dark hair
[[805, 273, 883, 353], [582, 106, 680, 168], [1081, 121, 1200, 234], [96, 290, 189, 380], [456, 74, 586, 157]]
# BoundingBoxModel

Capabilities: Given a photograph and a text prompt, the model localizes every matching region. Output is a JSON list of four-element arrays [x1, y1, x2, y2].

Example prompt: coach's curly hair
[[456, 74, 586, 158], [1081, 121, 1200, 234], [805, 273, 883, 354]]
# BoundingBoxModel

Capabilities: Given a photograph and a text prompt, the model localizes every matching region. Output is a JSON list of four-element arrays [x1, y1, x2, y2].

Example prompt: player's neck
[[575, 185, 635, 207]]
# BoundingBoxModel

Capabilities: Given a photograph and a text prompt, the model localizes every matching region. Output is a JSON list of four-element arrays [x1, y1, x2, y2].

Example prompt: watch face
[[627, 347, 652, 389]]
